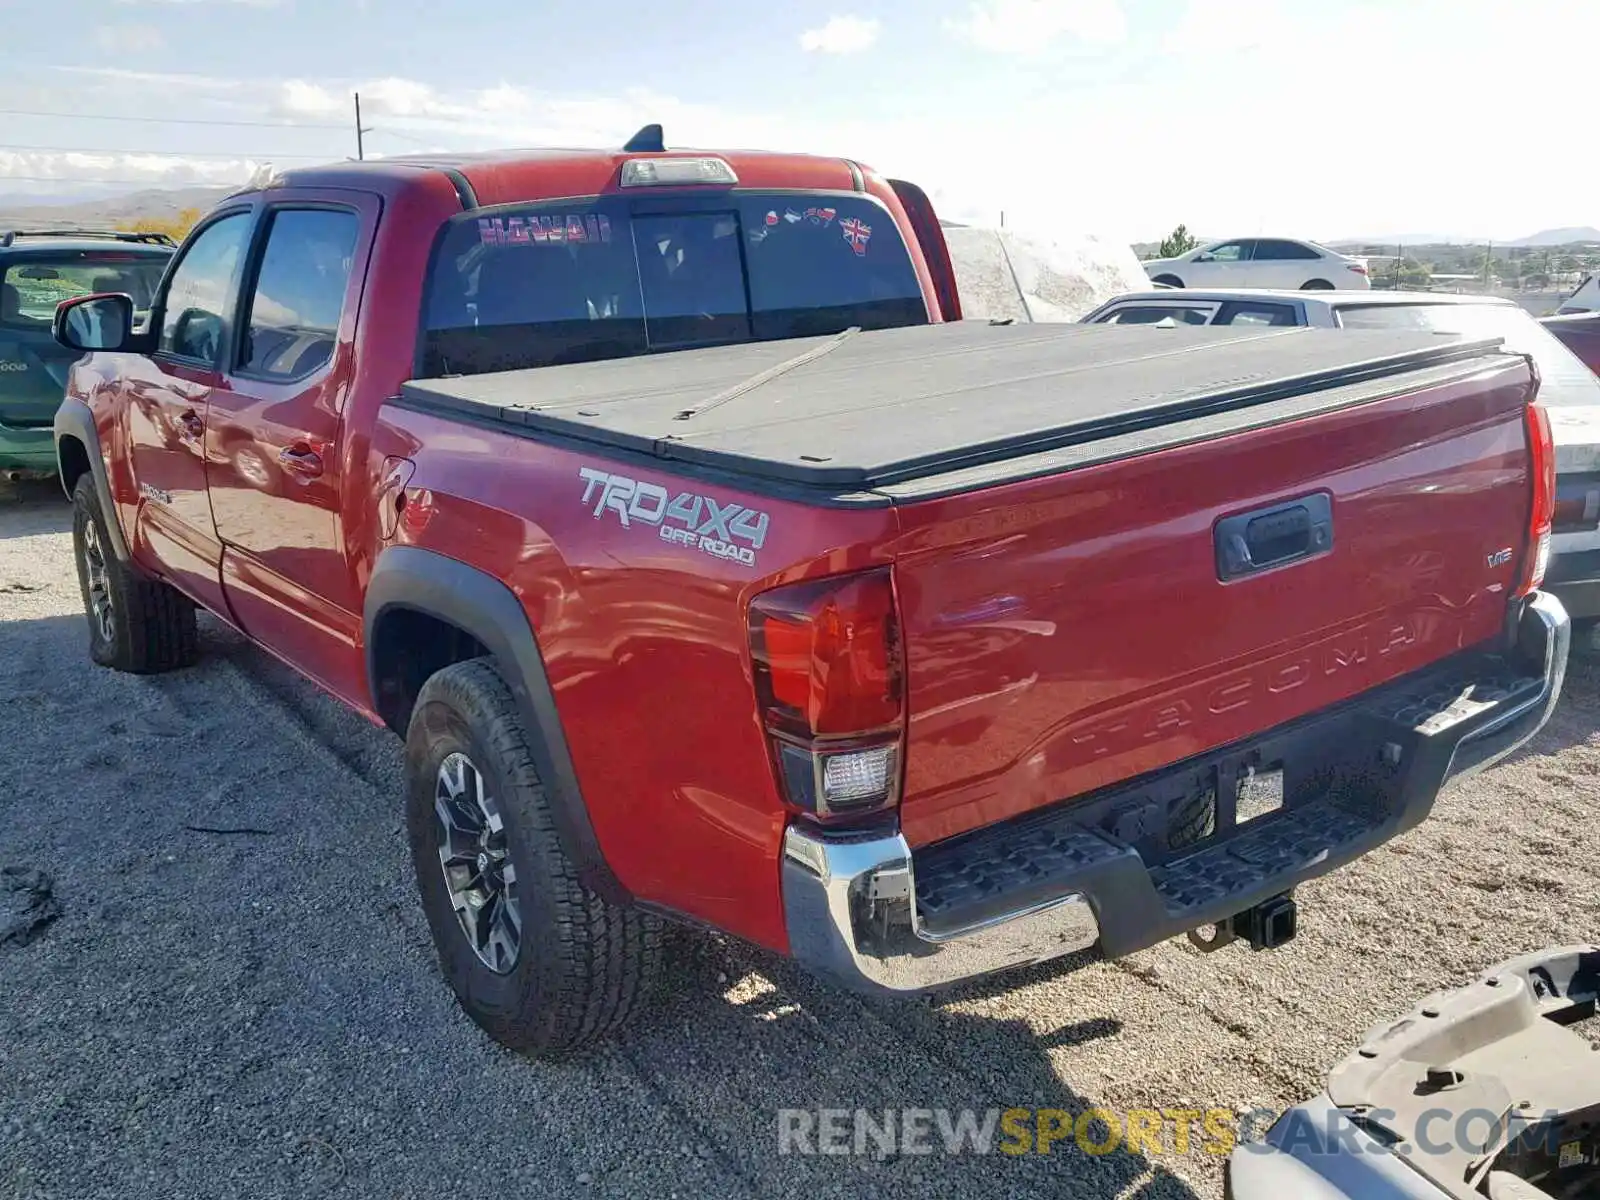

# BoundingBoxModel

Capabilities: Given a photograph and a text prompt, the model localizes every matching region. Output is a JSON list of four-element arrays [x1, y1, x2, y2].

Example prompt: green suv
[[0, 229, 174, 476]]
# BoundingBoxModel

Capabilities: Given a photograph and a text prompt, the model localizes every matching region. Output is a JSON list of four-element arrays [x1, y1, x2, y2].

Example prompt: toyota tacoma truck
[[49, 137, 1570, 1056]]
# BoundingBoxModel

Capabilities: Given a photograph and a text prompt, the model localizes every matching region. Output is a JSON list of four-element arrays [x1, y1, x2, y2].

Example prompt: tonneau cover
[[398, 320, 1506, 490]]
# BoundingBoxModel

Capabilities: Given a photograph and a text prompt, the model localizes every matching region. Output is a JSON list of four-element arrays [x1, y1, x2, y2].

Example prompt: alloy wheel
[[433, 751, 521, 974], [81, 520, 115, 644]]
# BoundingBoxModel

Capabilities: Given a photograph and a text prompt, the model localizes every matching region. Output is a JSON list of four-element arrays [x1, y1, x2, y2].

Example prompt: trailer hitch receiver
[[1187, 893, 1298, 953]]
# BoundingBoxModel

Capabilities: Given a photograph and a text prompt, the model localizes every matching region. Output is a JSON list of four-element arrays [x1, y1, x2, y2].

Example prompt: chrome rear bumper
[[782, 592, 1569, 997], [781, 825, 1101, 995]]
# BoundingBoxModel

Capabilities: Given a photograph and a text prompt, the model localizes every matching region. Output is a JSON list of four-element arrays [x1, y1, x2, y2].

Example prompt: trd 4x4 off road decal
[[577, 467, 770, 567]]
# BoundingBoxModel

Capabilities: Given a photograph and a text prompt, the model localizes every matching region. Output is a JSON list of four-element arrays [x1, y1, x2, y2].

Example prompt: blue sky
[[1, 0, 1595, 242]]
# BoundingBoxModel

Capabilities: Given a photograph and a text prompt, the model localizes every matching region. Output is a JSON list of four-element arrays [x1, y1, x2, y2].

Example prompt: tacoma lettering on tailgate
[[1071, 615, 1419, 760], [577, 467, 770, 567]]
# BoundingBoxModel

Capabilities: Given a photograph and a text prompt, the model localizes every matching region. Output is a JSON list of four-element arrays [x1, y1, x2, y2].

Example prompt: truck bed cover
[[397, 321, 1509, 497]]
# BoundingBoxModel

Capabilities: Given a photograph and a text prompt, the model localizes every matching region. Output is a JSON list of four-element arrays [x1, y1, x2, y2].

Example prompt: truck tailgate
[[891, 352, 1536, 847]]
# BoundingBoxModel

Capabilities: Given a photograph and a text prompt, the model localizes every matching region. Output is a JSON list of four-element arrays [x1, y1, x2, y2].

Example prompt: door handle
[[278, 445, 324, 478], [178, 410, 204, 442]]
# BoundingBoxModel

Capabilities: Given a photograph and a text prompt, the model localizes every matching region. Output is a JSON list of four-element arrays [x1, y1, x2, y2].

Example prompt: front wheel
[[404, 658, 663, 1056], [1150, 274, 1184, 288], [1301, 279, 1334, 290], [70, 474, 198, 673]]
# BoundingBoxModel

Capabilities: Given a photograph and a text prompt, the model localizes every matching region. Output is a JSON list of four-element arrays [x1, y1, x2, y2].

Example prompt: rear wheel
[[1301, 279, 1334, 290], [404, 658, 662, 1056], [1151, 274, 1184, 288], [70, 475, 198, 673]]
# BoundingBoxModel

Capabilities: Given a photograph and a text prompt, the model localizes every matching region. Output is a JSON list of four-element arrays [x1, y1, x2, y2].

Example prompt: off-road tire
[[71, 474, 198, 673], [404, 658, 663, 1056]]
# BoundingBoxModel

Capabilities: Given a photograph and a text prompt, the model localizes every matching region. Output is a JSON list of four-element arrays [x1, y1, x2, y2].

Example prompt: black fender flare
[[364, 545, 628, 905], [54, 397, 131, 562]]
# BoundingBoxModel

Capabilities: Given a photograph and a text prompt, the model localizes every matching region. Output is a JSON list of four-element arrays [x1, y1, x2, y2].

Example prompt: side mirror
[[1193, 252, 1213, 263], [54, 294, 134, 352]]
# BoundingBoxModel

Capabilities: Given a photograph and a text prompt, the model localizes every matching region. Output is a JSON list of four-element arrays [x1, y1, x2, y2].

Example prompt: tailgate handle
[[1216, 493, 1333, 581]]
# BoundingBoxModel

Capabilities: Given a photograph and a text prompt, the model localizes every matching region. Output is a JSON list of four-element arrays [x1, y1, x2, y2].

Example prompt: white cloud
[[1158, 0, 1291, 54], [799, 15, 881, 54], [276, 79, 347, 118], [945, 0, 1125, 53], [4, 53, 1596, 243], [0, 149, 279, 188], [94, 24, 166, 53], [54, 66, 241, 91], [276, 77, 475, 122]]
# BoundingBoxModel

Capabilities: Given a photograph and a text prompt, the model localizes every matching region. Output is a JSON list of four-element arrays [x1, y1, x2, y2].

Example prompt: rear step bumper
[[782, 591, 1569, 996]]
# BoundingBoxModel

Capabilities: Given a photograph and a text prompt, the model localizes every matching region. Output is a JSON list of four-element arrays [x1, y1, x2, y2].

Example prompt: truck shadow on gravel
[[0, 605, 1208, 1200], [0, 477, 71, 540], [619, 934, 1207, 1198]]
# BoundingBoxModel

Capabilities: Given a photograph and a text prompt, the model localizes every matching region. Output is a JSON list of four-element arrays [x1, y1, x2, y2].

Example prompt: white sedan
[[1139, 237, 1370, 291]]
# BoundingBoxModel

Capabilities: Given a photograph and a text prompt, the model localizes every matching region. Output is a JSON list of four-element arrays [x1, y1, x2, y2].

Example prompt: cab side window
[[159, 213, 251, 362], [238, 208, 360, 379]]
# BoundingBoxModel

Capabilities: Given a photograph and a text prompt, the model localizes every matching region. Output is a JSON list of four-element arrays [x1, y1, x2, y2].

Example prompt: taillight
[[1518, 403, 1556, 596], [1347, 262, 1369, 276], [749, 568, 905, 824]]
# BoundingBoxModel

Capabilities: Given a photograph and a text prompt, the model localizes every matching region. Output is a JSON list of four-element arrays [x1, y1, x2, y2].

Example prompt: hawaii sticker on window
[[477, 214, 613, 247], [840, 217, 871, 256]]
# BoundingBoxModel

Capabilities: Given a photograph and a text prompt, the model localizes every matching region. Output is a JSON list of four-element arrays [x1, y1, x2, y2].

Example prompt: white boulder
[[941, 224, 1150, 323]]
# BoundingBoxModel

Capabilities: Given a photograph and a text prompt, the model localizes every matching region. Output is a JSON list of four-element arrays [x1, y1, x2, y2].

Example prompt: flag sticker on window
[[840, 217, 872, 256], [804, 206, 836, 226], [477, 214, 613, 247]]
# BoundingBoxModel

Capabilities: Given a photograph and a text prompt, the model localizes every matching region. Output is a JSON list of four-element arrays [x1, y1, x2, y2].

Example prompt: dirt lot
[[2, 482, 1597, 1200]]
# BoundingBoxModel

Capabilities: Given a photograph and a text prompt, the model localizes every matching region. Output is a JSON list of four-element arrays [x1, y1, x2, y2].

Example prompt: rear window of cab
[[418, 193, 928, 378]]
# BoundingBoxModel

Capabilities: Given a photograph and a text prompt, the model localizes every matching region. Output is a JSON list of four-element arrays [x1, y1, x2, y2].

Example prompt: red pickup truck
[[50, 141, 1569, 1056]]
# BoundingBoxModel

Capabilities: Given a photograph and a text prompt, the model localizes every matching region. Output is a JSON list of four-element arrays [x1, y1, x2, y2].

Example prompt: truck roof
[[246, 147, 866, 209], [399, 321, 1507, 500]]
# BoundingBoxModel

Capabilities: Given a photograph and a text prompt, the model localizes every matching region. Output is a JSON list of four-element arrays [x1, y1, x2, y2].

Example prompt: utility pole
[[354, 92, 373, 161]]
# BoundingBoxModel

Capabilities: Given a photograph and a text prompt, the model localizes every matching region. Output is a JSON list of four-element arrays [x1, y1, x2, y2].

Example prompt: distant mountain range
[[1327, 227, 1600, 249], [0, 186, 235, 231]]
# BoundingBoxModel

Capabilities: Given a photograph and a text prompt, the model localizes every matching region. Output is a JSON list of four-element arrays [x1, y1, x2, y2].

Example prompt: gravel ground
[[2, 481, 1597, 1200]]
